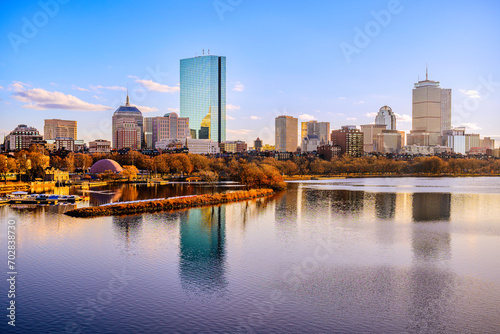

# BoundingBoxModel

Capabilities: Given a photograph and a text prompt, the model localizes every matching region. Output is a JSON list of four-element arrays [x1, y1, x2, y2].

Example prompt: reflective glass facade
[[180, 55, 226, 142]]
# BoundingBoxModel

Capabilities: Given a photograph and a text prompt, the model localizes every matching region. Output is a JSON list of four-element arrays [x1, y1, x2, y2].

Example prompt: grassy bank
[[65, 188, 274, 218], [283, 173, 500, 181]]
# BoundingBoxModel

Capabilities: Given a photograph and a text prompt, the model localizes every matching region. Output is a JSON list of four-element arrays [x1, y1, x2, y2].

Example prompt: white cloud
[[232, 81, 245, 92], [90, 85, 126, 91], [9, 81, 30, 92], [12, 86, 111, 111], [167, 107, 179, 112], [338, 97, 347, 100], [457, 122, 482, 131], [460, 89, 481, 99], [135, 79, 179, 93], [394, 112, 412, 123], [72, 85, 90, 92], [135, 105, 159, 113], [127, 75, 139, 79], [298, 114, 316, 121], [365, 112, 378, 118], [347, 117, 357, 121], [227, 104, 241, 111], [227, 129, 252, 136], [93, 95, 105, 101], [50, 82, 58, 86], [226, 115, 235, 120], [0, 86, 4, 90], [354, 100, 365, 105], [249, 116, 262, 120]]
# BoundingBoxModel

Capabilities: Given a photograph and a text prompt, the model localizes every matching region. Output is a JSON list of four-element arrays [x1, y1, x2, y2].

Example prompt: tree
[[0, 155, 8, 183], [199, 170, 219, 193], [64, 153, 75, 172], [74, 153, 93, 172], [121, 165, 139, 180]]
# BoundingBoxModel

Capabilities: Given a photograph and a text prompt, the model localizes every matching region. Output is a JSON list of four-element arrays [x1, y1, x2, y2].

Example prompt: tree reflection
[[375, 193, 396, 219]]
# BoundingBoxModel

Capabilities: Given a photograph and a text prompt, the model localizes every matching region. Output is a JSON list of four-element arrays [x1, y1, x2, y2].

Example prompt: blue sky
[[1, 0, 499, 146]]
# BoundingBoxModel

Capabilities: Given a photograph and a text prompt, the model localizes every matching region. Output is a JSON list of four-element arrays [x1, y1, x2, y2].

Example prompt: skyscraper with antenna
[[407, 67, 451, 146]]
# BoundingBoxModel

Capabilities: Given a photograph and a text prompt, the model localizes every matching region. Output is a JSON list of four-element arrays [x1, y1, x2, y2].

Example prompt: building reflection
[[112, 215, 143, 249], [275, 189, 298, 229], [179, 206, 227, 297], [406, 265, 455, 332], [375, 193, 396, 219], [412, 193, 451, 222], [328, 190, 364, 215]]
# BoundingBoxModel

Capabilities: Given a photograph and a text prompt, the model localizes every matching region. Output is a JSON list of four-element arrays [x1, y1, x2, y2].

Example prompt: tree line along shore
[[2, 149, 500, 190]]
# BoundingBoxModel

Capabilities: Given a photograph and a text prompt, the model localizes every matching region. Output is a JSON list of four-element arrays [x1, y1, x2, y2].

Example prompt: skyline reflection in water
[[1, 178, 499, 333]]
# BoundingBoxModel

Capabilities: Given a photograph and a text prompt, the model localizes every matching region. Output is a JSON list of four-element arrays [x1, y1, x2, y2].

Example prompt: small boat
[[0, 198, 9, 205], [59, 195, 82, 202], [35, 194, 58, 204]]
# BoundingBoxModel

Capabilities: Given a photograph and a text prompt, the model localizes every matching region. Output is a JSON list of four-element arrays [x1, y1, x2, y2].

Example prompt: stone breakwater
[[64, 189, 275, 218]]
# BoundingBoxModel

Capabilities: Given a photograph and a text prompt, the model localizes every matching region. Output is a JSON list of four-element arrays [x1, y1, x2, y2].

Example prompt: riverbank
[[65, 188, 274, 218], [283, 173, 500, 180]]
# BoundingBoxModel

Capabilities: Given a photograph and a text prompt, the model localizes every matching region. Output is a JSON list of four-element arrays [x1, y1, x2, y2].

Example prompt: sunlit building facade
[[275, 116, 298, 152], [375, 106, 396, 131], [112, 94, 143, 149], [180, 55, 226, 143]]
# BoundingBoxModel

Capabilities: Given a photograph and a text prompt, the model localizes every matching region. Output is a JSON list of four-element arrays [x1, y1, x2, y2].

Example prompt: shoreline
[[283, 173, 500, 181], [64, 188, 274, 218]]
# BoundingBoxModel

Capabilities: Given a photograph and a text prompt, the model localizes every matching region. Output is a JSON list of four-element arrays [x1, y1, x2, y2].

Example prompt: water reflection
[[406, 266, 455, 333], [112, 215, 143, 249], [179, 206, 227, 298], [412, 193, 451, 222], [375, 193, 396, 219]]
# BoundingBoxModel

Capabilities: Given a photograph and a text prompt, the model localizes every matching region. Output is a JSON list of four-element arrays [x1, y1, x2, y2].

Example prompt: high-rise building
[[330, 126, 364, 157], [375, 106, 396, 130], [275, 116, 298, 152], [254, 137, 262, 151], [301, 121, 330, 144], [376, 130, 402, 153], [408, 69, 451, 146], [360, 124, 386, 152], [180, 55, 226, 143], [144, 112, 190, 149], [480, 137, 495, 150], [44, 119, 77, 140], [112, 94, 144, 149], [4, 124, 44, 151], [114, 118, 142, 150]]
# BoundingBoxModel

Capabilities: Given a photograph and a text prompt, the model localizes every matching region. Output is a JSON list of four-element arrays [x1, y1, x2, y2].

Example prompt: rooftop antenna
[[426, 64, 428, 80], [203, 49, 205, 55], [126, 84, 130, 106], [208, 49, 210, 55]]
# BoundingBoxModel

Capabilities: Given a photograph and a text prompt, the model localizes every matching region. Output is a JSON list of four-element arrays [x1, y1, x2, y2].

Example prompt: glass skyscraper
[[180, 55, 226, 143]]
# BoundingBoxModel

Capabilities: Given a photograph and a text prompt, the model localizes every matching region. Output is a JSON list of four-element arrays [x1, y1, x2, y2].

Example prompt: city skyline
[[1, 0, 499, 147]]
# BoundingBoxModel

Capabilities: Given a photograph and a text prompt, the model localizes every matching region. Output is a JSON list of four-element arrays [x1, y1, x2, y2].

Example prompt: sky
[[1, 0, 499, 147]]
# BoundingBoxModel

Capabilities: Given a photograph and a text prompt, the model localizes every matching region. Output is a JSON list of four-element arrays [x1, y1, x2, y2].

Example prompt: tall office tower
[[180, 55, 226, 143], [330, 126, 364, 157], [375, 106, 396, 130], [144, 112, 190, 149], [408, 69, 451, 146], [302, 120, 330, 144], [112, 94, 144, 149], [44, 119, 77, 140], [275, 116, 298, 152]]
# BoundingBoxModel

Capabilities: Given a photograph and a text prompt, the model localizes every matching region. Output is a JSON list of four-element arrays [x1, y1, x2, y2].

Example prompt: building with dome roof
[[89, 159, 123, 174], [375, 106, 396, 131], [144, 112, 190, 149], [112, 93, 144, 150]]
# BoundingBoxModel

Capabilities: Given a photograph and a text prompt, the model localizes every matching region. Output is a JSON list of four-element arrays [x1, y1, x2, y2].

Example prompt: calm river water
[[1, 177, 500, 333]]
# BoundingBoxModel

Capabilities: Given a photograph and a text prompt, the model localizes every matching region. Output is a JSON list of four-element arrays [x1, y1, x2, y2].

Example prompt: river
[[1, 177, 500, 333]]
